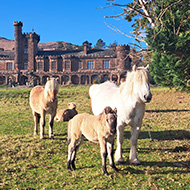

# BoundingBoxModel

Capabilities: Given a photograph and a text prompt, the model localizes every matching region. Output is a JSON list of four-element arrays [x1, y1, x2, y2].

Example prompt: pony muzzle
[[144, 93, 152, 103]]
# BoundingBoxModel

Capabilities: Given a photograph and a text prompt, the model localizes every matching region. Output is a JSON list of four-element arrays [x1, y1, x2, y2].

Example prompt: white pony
[[89, 65, 152, 165]]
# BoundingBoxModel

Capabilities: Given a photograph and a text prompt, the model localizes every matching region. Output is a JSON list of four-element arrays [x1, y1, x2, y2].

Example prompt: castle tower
[[14, 21, 23, 70], [27, 32, 40, 71], [116, 44, 131, 70]]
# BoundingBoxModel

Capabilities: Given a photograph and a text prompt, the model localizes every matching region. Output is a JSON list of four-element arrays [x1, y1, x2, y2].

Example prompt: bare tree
[[98, 0, 183, 49]]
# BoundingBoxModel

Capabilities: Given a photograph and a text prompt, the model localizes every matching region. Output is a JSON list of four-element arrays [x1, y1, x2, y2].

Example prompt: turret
[[14, 21, 23, 70], [26, 32, 40, 71], [116, 44, 131, 70]]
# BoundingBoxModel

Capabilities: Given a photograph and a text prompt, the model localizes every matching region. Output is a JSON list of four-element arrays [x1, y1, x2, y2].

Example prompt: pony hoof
[[50, 136, 54, 140], [40, 136, 44, 140], [116, 158, 125, 165], [115, 157, 125, 164], [130, 159, 141, 166], [103, 172, 109, 176]]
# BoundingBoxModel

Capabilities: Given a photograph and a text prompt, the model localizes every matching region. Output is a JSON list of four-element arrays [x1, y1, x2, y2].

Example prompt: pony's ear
[[56, 77, 59, 81], [68, 103, 70, 106], [113, 107, 117, 115], [145, 64, 150, 71], [47, 77, 50, 81], [104, 106, 112, 114], [132, 64, 137, 71], [72, 103, 76, 108]]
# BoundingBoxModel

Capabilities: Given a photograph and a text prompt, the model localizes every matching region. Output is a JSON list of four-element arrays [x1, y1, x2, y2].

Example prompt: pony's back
[[89, 81, 119, 116]]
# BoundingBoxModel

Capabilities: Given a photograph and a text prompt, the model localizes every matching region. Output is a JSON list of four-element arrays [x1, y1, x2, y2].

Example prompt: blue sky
[[0, 0, 136, 47]]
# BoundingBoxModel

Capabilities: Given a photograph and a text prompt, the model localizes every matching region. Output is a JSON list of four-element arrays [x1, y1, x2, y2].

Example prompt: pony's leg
[[107, 142, 118, 172], [49, 113, 55, 139], [115, 123, 125, 164], [40, 110, 45, 139], [67, 140, 77, 171], [33, 111, 40, 136], [99, 138, 108, 175], [129, 123, 142, 165], [70, 136, 84, 170]]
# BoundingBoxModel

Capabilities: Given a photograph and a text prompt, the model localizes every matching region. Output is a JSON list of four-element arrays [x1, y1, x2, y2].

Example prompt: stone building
[[0, 21, 132, 86]]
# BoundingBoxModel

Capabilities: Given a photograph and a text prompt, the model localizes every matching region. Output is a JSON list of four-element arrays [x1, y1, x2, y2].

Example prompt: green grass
[[0, 85, 190, 189]]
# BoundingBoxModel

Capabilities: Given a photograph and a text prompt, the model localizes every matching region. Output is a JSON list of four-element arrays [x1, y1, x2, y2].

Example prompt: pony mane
[[44, 78, 59, 98], [120, 67, 149, 96]]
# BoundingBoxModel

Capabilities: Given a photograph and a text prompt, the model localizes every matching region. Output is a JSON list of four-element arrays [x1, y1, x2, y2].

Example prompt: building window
[[38, 62, 43, 70], [7, 62, 13, 70], [78, 61, 83, 69], [24, 62, 28, 70], [65, 61, 70, 70], [87, 61, 94, 69], [51, 61, 57, 70], [24, 48, 28, 54], [103, 60, 109, 69]]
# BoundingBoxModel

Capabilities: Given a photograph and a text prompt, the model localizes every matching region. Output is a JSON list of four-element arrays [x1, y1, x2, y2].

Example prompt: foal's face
[[106, 113, 117, 135]]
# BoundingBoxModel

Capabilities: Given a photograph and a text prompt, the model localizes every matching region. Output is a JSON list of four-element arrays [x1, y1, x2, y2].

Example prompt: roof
[[37, 48, 117, 58], [0, 48, 117, 59], [0, 51, 14, 58]]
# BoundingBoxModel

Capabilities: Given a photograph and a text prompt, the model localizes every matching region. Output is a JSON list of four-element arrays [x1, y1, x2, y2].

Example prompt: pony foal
[[67, 107, 118, 175], [29, 77, 59, 139], [55, 102, 78, 122]]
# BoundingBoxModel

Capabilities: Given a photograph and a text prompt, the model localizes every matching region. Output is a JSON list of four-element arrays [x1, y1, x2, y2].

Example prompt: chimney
[[83, 41, 91, 55]]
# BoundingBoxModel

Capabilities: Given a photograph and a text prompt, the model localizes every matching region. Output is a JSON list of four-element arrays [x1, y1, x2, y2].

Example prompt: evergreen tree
[[146, 0, 190, 89], [94, 39, 106, 49]]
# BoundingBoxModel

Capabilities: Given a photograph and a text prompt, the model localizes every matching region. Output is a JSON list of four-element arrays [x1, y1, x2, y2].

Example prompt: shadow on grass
[[124, 130, 190, 141], [146, 109, 190, 113], [118, 161, 190, 175], [54, 133, 67, 140]]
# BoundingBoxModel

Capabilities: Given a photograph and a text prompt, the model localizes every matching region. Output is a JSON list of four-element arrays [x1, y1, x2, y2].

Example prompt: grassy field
[[0, 85, 189, 189]]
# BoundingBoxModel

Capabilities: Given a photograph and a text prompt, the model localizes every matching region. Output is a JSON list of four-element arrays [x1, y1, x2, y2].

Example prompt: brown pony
[[29, 77, 59, 139], [67, 106, 118, 175]]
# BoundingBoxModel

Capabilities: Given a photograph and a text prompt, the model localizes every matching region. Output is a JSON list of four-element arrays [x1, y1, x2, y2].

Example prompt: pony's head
[[103, 107, 117, 135], [44, 77, 59, 102], [125, 65, 152, 103]]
